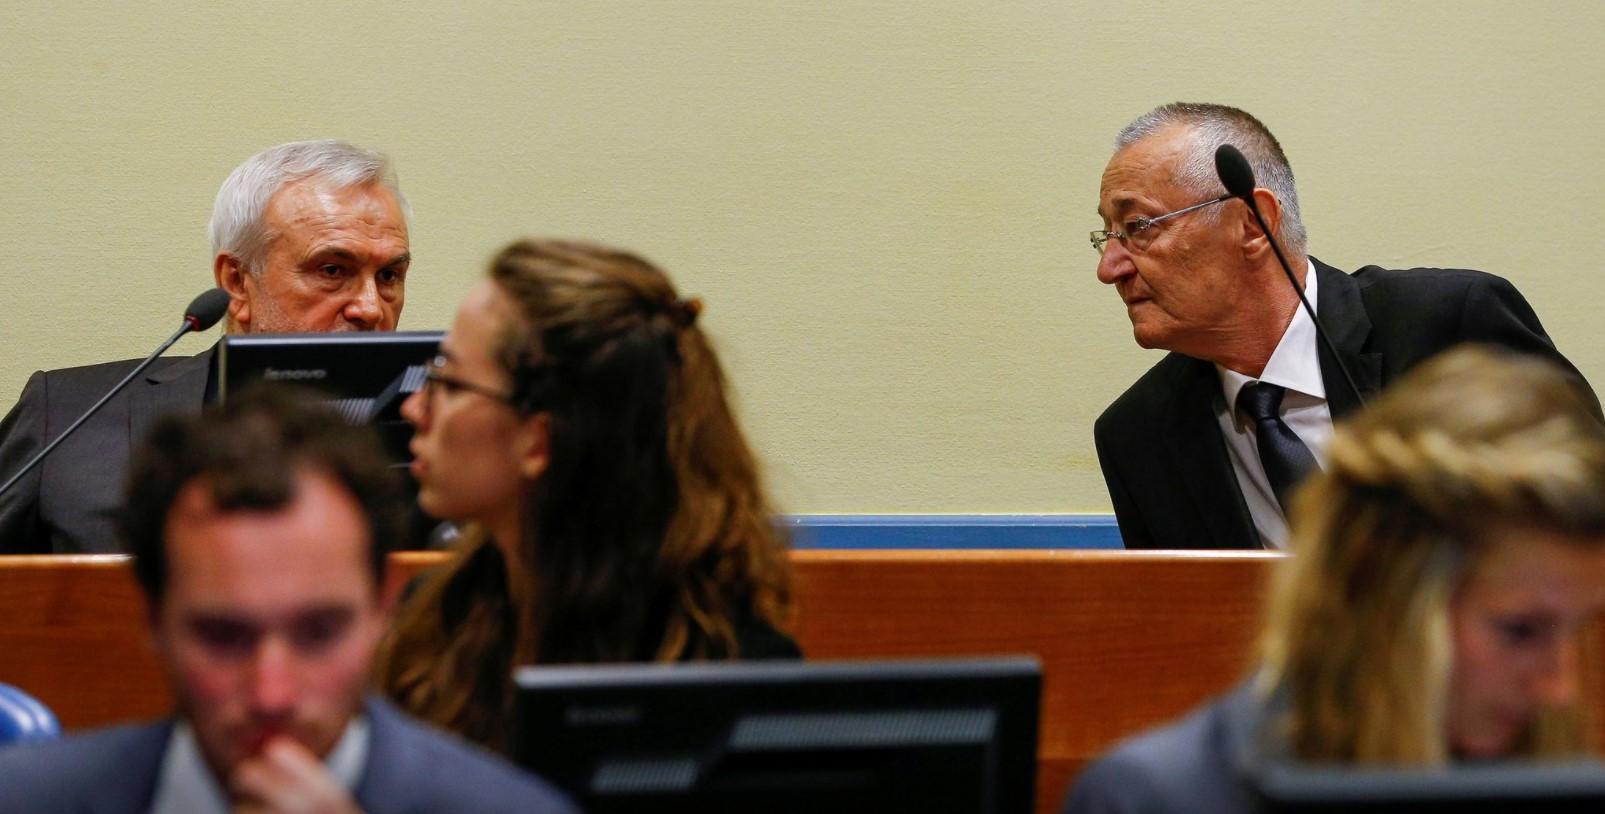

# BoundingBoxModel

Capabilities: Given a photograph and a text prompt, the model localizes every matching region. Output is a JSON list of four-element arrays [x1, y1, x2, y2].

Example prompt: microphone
[[0, 288, 231, 500], [1214, 144, 1365, 408], [184, 287, 230, 332]]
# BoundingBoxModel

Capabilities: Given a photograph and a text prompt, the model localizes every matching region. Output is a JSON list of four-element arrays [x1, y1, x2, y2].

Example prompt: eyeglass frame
[[1090, 193, 1233, 255], [416, 354, 516, 413]]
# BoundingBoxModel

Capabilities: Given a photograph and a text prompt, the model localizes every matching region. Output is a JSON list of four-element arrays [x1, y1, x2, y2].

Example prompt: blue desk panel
[[783, 514, 1123, 549]]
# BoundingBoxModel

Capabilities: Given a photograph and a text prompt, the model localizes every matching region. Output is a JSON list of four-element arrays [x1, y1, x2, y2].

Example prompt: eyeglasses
[[417, 354, 514, 413], [1090, 194, 1232, 255]]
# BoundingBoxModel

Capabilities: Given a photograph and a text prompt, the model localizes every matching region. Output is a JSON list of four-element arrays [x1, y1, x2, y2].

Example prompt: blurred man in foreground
[[0, 387, 573, 813]]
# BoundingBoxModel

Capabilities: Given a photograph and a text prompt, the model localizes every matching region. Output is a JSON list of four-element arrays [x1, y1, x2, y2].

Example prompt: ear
[[1239, 188, 1284, 264], [214, 253, 252, 332], [516, 412, 552, 481]]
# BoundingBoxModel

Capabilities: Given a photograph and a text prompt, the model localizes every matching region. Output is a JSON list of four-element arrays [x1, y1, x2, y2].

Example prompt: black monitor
[[509, 657, 1041, 813], [1256, 760, 1605, 813], [215, 331, 441, 466]]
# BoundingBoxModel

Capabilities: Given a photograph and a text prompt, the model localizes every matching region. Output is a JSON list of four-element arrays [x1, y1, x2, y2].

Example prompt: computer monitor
[[1256, 760, 1605, 813], [215, 331, 441, 465], [509, 657, 1041, 813]]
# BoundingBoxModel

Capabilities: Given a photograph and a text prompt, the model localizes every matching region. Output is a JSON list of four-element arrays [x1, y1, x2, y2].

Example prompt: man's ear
[[214, 253, 252, 332], [517, 412, 552, 481], [1240, 188, 1284, 264]]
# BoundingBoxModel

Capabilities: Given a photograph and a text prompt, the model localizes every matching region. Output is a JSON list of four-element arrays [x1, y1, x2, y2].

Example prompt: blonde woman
[[1065, 345, 1605, 813]]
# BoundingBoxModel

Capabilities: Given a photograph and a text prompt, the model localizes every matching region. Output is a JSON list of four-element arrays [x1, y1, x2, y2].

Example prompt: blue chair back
[[0, 683, 62, 746]]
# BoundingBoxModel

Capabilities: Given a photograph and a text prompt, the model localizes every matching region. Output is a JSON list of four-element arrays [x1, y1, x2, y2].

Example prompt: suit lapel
[[128, 345, 216, 449], [353, 695, 423, 809], [1162, 356, 1258, 549], [1311, 258, 1381, 420]]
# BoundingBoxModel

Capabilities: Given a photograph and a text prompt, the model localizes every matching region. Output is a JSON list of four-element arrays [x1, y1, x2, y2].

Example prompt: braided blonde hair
[[1260, 344, 1605, 764]]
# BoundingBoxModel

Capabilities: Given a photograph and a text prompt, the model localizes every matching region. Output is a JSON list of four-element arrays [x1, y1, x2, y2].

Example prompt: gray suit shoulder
[[0, 356, 191, 434], [1062, 687, 1264, 814], [3, 358, 141, 403], [359, 696, 578, 814], [0, 721, 169, 812]]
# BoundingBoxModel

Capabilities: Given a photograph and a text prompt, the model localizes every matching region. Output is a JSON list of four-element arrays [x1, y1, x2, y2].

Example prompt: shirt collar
[[1217, 259, 1324, 412], [150, 716, 371, 814]]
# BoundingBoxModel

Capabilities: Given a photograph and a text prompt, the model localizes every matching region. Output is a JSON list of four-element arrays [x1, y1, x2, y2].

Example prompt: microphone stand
[[1239, 200, 1366, 410], [0, 321, 202, 499], [1215, 144, 1366, 409]]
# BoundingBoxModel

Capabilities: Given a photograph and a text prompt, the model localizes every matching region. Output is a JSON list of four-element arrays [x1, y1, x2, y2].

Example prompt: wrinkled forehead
[[1099, 127, 1197, 214]]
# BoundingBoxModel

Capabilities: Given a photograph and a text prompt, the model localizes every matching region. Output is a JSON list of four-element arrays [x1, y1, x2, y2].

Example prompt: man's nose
[[249, 638, 298, 716], [343, 276, 385, 330], [1096, 239, 1134, 285], [1531, 640, 1580, 707]]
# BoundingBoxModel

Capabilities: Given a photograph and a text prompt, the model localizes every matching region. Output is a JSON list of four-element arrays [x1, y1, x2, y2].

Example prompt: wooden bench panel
[[789, 550, 1276, 811], [0, 550, 1278, 814]]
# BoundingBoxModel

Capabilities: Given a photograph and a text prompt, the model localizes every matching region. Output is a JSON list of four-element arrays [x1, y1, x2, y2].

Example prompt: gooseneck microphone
[[0, 288, 231, 500], [1214, 144, 1366, 409]]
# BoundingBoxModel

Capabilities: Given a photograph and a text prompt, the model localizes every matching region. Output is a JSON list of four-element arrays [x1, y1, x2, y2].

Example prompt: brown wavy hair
[[375, 239, 794, 750], [1260, 345, 1605, 764]]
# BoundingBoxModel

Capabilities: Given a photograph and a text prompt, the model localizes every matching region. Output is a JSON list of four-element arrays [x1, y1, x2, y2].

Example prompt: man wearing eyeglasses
[[1091, 102, 1593, 550]]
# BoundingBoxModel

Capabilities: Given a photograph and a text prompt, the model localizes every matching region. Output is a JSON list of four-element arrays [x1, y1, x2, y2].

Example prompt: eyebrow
[[183, 602, 359, 627], [303, 247, 359, 264], [301, 248, 411, 267], [293, 605, 356, 624], [1104, 194, 1142, 212]]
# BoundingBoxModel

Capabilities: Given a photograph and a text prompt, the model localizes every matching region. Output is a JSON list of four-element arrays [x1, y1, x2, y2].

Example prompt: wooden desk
[[0, 550, 1279, 813]]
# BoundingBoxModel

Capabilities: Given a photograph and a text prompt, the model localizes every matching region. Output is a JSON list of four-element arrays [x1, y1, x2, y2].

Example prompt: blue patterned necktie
[[1237, 382, 1319, 516]]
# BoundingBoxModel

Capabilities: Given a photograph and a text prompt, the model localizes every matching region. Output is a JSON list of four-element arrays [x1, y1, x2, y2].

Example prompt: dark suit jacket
[[1095, 260, 1595, 550], [0, 695, 578, 813], [0, 350, 212, 553], [1062, 682, 1269, 814]]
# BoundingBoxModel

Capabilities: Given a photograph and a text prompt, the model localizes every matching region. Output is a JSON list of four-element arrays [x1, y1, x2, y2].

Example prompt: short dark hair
[[121, 383, 406, 606]]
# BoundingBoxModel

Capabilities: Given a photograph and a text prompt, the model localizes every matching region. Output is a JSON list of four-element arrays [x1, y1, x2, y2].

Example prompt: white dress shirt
[[1213, 262, 1332, 550], [150, 716, 371, 814]]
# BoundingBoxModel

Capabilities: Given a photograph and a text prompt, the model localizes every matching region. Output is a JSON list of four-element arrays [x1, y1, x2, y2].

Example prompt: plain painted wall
[[2, 2, 1602, 514]]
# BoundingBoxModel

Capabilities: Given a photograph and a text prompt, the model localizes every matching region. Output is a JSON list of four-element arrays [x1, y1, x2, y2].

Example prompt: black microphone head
[[184, 288, 231, 332], [1214, 144, 1257, 199]]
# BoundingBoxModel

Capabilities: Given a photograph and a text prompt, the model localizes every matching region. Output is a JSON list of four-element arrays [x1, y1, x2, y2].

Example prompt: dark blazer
[[1062, 682, 1269, 814], [0, 695, 577, 814], [1095, 260, 1595, 550], [0, 350, 212, 554]]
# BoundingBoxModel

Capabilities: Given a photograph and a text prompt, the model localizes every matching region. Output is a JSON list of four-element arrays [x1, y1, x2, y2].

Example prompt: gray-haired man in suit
[[0, 139, 413, 553], [1090, 102, 1593, 551], [0, 387, 573, 813]]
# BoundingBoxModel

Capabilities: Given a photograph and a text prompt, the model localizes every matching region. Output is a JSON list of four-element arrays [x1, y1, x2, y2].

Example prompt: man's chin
[[1130, 324, 1169, 351]]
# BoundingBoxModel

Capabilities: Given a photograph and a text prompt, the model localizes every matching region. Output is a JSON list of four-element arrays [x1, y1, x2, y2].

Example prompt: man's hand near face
[[230, 737, 362, 814]]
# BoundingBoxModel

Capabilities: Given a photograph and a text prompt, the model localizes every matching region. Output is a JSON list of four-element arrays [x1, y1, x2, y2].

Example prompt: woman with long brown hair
[[375, 239, 796, 751], [1065, 346, 1605, 813]]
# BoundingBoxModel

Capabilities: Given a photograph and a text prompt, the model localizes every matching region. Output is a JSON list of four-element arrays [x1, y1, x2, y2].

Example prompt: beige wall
[[2, 2, 1602, 513]]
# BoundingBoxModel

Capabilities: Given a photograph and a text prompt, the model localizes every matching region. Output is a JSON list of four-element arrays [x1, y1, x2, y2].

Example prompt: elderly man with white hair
[[0, 140, 412, 553], [1091, 102, 1595, 552]]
